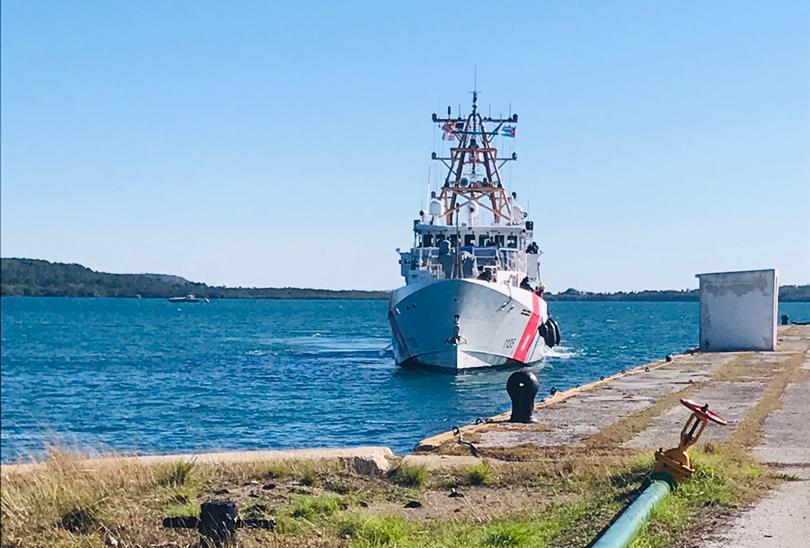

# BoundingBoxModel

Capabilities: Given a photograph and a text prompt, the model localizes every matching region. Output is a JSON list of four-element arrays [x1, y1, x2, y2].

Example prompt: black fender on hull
[[539, 317, 561, 348]]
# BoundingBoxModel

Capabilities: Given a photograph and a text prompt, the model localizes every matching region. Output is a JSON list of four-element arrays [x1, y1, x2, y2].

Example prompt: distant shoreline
[[5, 295, 810, 303], [3, 257, 809, 302]]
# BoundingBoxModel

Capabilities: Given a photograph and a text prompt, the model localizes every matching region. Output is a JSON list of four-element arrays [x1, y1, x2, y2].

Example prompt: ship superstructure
[[388, 92, 560, 370]]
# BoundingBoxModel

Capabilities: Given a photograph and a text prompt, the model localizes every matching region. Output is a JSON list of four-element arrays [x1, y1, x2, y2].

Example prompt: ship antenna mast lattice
[[431, 90, 518, 226]]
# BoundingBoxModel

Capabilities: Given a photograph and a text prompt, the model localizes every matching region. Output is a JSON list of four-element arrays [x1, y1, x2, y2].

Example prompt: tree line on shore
[[0, 258, 388, 300], [546, 286, 808, 301], [2, 258, 809, 301]]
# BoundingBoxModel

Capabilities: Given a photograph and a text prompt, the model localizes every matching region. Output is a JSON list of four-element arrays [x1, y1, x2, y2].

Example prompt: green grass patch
[[242, 501, 270, 518], [164, 500, 198, 518], [156, 459, 196, 487], [405, 494, 625, 547], [285, 459, 349, 487], [263, 461, 289, 479], [631, 450, 776, 547], [482, 522, 536, 546], [161, 482, 199, 518], [533, 493, 628, 547], [297, 464, 319, 486], [338, 514, 413, 547], [273, 514, 307, 535], [289, 494, 344, 519], [164, 484, 198, 504], [389, 464, 429, 488], [466, 461, 494, 486]]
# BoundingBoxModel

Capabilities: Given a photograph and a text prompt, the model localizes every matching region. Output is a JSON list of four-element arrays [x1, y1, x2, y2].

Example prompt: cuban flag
[[500, 125, 516, 138], [441, 120, 466, 140]]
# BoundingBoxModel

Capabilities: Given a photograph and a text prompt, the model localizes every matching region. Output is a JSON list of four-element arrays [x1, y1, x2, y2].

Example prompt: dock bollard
[[782, 314, 789, 326], [198, 501, 238, 548], [162, 500, 274, 547], [506, 369, 539, 423]]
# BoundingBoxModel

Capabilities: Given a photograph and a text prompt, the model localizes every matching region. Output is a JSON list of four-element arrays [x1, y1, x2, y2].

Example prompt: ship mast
[[431, 91, 519, 225]]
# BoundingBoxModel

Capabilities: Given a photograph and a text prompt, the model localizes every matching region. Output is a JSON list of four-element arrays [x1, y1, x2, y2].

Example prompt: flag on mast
[[441, 121, 455, 140], [500, 125, 516, 138], [441, 120, 465, 140]]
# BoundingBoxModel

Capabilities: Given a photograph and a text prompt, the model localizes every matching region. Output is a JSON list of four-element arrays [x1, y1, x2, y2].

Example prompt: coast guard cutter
[[388, 92, 560, 370]]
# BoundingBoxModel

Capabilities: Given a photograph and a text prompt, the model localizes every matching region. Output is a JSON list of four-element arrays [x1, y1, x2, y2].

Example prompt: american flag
[[441, 120, 465, 140]]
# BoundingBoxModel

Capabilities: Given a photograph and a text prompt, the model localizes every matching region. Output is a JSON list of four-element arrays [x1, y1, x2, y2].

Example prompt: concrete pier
[[415, 325, 808, 455], [413, 325, 810, 546]]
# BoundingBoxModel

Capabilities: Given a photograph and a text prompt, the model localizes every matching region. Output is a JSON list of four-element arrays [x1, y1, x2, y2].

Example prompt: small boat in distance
[[167, 294, 209, 303]]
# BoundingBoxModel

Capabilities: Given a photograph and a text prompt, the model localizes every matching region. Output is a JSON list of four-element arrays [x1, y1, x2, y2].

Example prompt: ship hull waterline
[[388, 278, 548, 371]]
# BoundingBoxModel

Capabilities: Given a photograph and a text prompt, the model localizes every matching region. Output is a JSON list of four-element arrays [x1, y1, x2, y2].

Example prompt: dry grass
[[0, 447, 652, 547], [0, 452, 380, 547], [424, 448, 647, 496], [1, 449, 190, 546], [0, 432, 789, 547]]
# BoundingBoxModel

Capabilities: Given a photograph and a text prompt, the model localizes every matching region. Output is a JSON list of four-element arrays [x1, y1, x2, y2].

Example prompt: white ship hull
[[388, 279, 548, 370]]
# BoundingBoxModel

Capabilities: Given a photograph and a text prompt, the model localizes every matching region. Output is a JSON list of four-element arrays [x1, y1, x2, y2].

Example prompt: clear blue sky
[[2, 1, 809, 291]]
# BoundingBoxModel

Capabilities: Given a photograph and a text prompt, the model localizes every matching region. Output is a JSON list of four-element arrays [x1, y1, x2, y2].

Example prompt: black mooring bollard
[[199, 500, 238, 548], [163, 500, 274, 544], [507, 369, 539, 423], [782, 314, 789, 326]]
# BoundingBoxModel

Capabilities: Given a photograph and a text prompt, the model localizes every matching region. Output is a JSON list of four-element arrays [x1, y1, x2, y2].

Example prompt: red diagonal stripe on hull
[[513, 292, 541, 363]]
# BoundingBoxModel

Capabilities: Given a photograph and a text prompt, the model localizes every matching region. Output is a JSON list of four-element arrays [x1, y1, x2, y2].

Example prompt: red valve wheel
[[680, 398, 728, 425]]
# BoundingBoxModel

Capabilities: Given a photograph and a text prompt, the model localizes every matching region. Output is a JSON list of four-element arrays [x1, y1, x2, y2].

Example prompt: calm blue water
[[2, 298, 809, 462]]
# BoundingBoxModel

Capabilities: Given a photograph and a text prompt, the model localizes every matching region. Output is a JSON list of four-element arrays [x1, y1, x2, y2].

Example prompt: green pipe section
[[592, 479, 672, 548]]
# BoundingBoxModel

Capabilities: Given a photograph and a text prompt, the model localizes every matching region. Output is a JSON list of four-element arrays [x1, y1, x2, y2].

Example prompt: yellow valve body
[[652, 412, 708, 483], [654, 447, 693, 483]]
